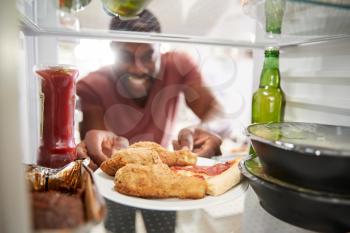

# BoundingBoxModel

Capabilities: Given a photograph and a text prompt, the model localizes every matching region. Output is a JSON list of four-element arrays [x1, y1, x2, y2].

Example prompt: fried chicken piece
[[100, 148, 161, 176], [130, 141, 197, 166], [172, 149, 197, 166], [130, 141, 167, 155], [100, 141, 198, 176], [114, 164, 206, 199]]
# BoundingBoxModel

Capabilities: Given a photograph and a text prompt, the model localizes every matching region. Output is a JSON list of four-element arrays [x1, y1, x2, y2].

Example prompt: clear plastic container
[[101, 0, 152, 19]]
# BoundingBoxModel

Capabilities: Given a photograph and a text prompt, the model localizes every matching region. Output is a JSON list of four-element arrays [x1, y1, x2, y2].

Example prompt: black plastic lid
[[239, 156, 350, 201], [247, 122, 350, 157]]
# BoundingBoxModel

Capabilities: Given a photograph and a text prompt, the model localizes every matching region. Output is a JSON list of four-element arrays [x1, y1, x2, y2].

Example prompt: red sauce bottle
[[35, 65, 79, 168]]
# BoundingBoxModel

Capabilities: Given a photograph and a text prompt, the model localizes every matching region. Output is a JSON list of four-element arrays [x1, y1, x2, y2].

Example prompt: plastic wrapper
[[26, 160, 82, 192], [26, 159, 107, 232]]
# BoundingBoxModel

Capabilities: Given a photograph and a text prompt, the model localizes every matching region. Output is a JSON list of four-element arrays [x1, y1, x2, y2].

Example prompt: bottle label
[[39, 92, 44, 139]]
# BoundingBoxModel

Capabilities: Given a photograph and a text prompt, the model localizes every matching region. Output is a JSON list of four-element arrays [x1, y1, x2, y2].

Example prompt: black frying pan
[[247, 122, 350, 194], [239, 157, 350, 233]]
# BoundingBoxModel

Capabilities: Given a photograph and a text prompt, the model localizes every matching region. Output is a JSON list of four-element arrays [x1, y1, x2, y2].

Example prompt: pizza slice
[[171, 157, 242, 196]]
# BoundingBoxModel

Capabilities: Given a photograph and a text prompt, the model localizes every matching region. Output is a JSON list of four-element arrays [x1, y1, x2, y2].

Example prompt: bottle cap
[[265, 47, 279, 56]]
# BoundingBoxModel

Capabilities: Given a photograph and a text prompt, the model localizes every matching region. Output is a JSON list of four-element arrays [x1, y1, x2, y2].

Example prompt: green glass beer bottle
[[250, 47, 285, 156]]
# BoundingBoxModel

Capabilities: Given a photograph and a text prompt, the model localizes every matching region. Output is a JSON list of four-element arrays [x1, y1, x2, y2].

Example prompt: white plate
[[93, 157, 248, 211]]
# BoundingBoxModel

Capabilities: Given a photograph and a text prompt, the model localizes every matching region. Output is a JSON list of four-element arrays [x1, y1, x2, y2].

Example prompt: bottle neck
[[259, 56, 280, 88]]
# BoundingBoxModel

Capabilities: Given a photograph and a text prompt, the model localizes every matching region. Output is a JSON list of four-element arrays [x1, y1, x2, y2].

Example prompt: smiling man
[[78, 10, 222, 163], [77, 10, 223, 233]]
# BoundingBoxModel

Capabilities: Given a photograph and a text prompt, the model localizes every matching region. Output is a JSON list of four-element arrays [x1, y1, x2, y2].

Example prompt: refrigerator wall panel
[[281, 38, 350, 126], [0, 0, 31, 232]]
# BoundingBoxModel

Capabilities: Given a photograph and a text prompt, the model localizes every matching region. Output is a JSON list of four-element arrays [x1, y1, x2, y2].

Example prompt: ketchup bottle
[[34, 65, 79, 168]]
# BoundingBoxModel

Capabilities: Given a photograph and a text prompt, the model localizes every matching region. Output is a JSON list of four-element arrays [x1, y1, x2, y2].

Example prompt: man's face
[[111, 42, 160, 99]]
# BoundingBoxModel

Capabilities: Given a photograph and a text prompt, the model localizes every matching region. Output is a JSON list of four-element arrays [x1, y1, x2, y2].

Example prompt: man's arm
[[79, 107, 106, 140], [77, 82, 129, 166], [79, 108, 129, 166], [174, 51, 222, 122], [180, 82, 224, 157], [77, 78, 107, 139], [183, 84, 221, 121]]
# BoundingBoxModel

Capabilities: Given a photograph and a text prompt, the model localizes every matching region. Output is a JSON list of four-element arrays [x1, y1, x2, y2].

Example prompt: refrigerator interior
[[2, 0, 350, 232], [251, 37, 350, 127], [281, 38, 350, 126], [243, 37, 350, 233]]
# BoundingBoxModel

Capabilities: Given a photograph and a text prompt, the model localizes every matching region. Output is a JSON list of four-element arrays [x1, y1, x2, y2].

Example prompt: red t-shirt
[[77, 52, 202, 147]]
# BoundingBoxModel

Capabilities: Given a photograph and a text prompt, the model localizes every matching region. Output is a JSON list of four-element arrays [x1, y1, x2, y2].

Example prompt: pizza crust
[[172, 158, 242, 196], [206, 159, 242, 196]]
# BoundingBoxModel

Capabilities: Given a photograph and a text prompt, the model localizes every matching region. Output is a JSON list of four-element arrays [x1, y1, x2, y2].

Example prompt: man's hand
[[76, 142, 99, 171], [173, 128, 222, 158], [82, 130, 129, 166]]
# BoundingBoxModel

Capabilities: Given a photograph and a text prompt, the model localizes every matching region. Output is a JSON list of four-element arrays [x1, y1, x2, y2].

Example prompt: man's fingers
[[103, 136, 128, 155], [193, 147, 211, 157], [84, 130, 109, 166], [76, 142, 88, 159], [87, 160, 99, 171], [193, 136, 208, 146], [89, 151, 109, 167], [172, 140, 181, 151], [194, 143, 214, 158], [112, 136, 129, 150], [178, 128, 194, 150], [179, 137, 193, 150]]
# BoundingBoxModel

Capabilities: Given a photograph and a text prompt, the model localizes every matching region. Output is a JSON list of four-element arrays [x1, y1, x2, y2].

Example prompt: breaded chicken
[[100, 147, 161, 176], [130, 141, 197, 166], [130, 141, 168, 155], [100, 142, 198, 176], [114, 163, 206, 199]]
